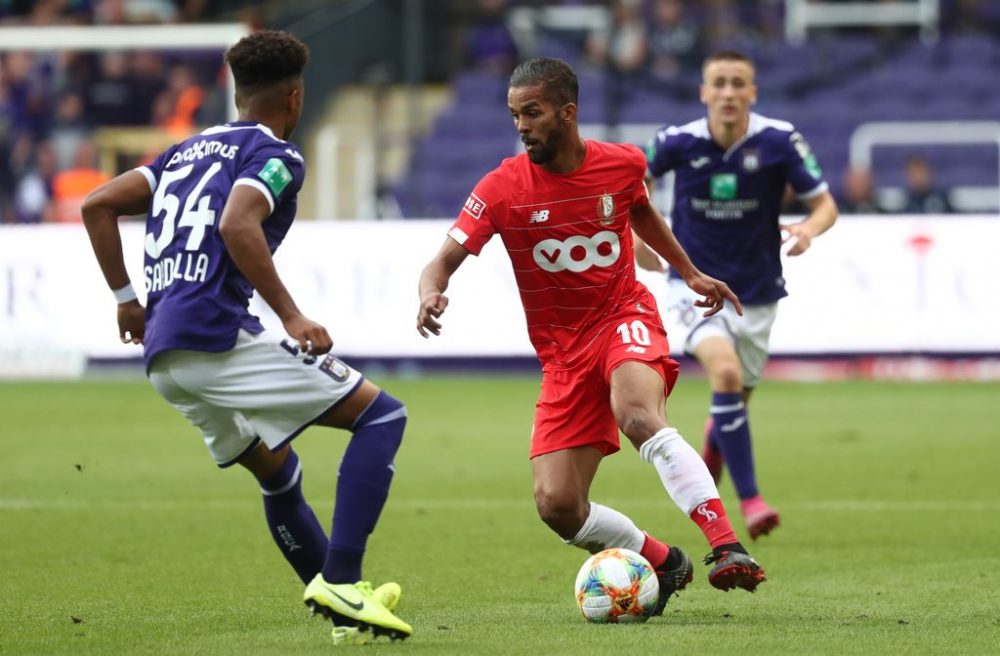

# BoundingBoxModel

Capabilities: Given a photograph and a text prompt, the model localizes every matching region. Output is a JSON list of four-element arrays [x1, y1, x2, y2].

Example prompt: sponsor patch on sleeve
[[644, 140, 656, 163], [257, 157, 293, 198], [462, 192, 487, 220]]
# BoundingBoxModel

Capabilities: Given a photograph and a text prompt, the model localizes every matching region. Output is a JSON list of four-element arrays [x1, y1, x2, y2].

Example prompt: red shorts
[[530, 307, 680, 459]]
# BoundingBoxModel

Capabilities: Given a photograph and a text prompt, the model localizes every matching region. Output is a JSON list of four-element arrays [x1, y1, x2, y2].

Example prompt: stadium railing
[[785, 0, 940, 45]]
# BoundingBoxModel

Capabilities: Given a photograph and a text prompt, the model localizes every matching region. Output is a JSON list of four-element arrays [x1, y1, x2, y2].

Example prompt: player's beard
[[524, 128, 563, 165]]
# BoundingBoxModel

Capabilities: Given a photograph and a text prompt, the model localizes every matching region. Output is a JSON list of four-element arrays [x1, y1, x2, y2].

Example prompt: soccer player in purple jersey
[[82, 30, 411, 645], [640, 51, 839, 539]]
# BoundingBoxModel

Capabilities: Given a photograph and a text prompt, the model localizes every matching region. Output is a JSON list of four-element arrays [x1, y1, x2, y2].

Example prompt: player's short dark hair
[[225, 29, 309, 90], [509, 57, 578, 106], [703, 50, 755, 71]]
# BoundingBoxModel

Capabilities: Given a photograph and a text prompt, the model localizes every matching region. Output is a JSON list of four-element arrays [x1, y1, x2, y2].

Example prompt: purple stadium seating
[[394, 33, 1000, 217]]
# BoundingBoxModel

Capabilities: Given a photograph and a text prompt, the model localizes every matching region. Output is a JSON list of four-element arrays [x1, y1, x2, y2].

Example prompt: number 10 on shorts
[[616, 320, 651, 346]]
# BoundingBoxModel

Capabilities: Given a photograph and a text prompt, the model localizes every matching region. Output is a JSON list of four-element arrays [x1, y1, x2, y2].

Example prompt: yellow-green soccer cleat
[[304, 576, 412, 645], [372, 582, 401, 612]]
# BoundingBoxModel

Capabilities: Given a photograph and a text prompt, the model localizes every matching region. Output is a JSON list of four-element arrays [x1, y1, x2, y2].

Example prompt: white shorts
[[148, 329, 363, 467], [662, 278, 778, 389]]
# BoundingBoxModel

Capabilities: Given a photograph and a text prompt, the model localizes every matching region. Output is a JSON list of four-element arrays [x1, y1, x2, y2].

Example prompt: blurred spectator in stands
[[0, 0, 92, 24], [465, 0, 519, 74], [840, 166, 881, 214], [586, 0, 647, 128], [3, 51, 53, 140], [586, 0, 647, 75], [700, 0, 744, 45], [753, 0, 785, 41], [153, 62, 204, 138], [646, 0, 703, 94], [0, 70, 16, 222], [93, 0, 127, 24], [50, 138, 109, 222], [86, 52, 153, 125], [131, 51, 169, 122], [49, 90, 91, 171], [13, 139, 56, 223], [191, 59, 233, 128], [901, 154, 953, 214], [94, 0, 179, 24], [946, 0, 1000, 36]]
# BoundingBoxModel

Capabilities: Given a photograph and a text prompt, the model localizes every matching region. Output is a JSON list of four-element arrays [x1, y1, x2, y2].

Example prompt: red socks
[[689, 498, 738, 550], [640, 532, 670, 570]]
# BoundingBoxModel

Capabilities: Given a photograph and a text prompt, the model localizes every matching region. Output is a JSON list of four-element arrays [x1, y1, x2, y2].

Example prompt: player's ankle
[[712, 542, 748, 559]]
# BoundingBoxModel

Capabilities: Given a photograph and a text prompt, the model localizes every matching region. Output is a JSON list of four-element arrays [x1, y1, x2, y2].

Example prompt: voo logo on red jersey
[[532, 230, 620, 273]]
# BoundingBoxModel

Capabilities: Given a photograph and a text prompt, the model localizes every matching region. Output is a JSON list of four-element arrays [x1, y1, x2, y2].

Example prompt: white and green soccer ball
[[574, 548, 660, 623]]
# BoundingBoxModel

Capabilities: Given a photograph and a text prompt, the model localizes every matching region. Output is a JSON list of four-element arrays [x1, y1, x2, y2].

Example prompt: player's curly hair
[[509, 57, 578, 106], [224, 29, 309, 90]]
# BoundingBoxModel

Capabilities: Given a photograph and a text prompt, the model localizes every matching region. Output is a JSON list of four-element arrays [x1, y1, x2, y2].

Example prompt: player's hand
[[117, 300, 146, 345], [686, 273, 743, 317], [283, 314, 333, 355], [417, 292, 449, 338], [782, 223, 813, 256]]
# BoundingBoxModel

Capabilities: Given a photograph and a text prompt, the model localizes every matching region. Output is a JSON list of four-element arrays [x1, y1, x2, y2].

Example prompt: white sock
[[564, 502, 645, 554], [639, 427, 720, 515]]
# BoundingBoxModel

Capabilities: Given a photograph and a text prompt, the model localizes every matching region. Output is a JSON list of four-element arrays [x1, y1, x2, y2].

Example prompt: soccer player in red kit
[[417, 58, 765, 612]]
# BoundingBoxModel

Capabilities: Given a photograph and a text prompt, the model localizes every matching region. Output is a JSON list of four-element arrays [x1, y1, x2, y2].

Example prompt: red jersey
[[449, 140, 658, 368]]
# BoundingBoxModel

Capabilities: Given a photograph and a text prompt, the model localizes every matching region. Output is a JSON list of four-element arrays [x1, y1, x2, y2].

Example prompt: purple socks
[[322, 391, 407, 584], [257, 448, 327, 584], [709, 391, 758, 500]]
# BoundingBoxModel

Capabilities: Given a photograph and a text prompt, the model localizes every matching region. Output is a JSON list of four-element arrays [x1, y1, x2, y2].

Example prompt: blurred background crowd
[[1, 0, 997, 223]]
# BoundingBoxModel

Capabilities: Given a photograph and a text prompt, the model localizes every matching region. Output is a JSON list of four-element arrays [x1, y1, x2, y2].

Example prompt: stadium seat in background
[[393, 25, 999, 217]]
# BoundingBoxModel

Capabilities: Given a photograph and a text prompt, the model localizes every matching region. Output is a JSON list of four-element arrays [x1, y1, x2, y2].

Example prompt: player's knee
[[240, 443, 291, 482], [711, 361, 744, 392], [352, 391, 407, 456], [354, 391, 407, 428], [615, 407, 661, 444], [534, 487, 587, 535]]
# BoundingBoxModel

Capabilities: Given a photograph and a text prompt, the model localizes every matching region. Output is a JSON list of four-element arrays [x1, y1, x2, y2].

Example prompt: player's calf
[[701, 418, 724, 484]]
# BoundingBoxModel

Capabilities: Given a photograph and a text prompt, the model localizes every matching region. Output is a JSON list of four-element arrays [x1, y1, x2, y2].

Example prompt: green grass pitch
[[2, 375, 999, 654]]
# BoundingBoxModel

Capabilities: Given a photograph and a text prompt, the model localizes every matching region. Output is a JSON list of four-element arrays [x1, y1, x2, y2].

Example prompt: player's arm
[[632, 231, 666, 272], [417, 237, 470, 338], [82, 170, 153, 345], [783, 190, 838, 256], [630, 200, 742, 317], [633, 172, 665, 271], [218, 185, 331, 355]]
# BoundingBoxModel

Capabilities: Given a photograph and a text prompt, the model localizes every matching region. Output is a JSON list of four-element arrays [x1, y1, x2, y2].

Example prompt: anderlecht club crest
[[742, 150, 760, 173], [597, 193, 614, 225]]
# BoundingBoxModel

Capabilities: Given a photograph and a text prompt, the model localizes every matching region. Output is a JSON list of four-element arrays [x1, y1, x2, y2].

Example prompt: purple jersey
[[135, 121, 305, 368], [645, 113, 827, 304]]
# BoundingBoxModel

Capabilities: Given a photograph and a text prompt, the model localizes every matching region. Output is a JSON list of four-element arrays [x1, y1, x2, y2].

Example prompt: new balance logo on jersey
[[529, 209, 550, 223], [690, 156, 712, 169], [532, 230, 621, 273], [719, 416, 747, 433], [625, 345, 647, 354]]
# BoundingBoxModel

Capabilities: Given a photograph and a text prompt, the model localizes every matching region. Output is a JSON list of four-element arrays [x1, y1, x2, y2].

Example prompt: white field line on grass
[[2, 498, 1000, 512]]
